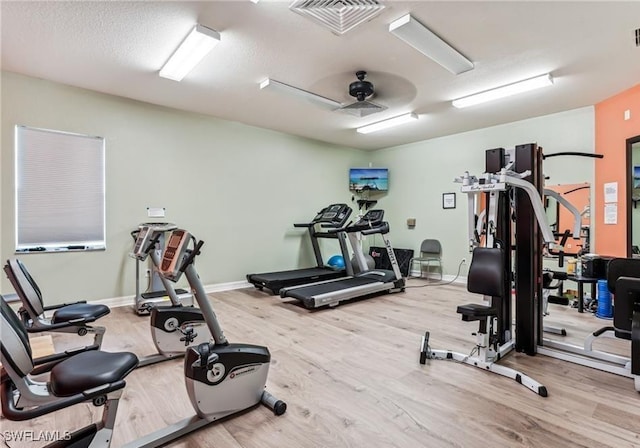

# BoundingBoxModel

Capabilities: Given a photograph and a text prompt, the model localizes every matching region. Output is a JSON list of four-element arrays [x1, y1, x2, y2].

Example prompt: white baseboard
[[204, 280, 252, 294], [91, 280, 252, 308], [408, 270, 467, 285]]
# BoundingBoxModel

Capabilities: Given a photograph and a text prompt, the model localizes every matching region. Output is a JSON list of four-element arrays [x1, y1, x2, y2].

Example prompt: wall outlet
[[145, 269, 151, 278]]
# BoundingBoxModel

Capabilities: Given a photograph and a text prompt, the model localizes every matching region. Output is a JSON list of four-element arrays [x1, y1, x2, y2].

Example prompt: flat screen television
[[349, 168, 388, 192]]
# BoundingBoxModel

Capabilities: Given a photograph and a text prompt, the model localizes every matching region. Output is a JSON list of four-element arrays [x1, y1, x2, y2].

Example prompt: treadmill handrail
[[344, 222, 383, 234], [326, 221, 353, 234], [320, 222, 348, 229], [294, 205, 353, 229], [361, 222, 389, 235], [293, 223, 314, 228]]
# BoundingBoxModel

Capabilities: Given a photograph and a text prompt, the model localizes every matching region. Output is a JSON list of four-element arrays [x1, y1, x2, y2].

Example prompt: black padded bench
[[456, 247, 504, 322]]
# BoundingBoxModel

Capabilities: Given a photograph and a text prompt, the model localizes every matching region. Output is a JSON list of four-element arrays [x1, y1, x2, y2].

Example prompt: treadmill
[[247, 203, 353, 294], [279, 209, 405, 309]]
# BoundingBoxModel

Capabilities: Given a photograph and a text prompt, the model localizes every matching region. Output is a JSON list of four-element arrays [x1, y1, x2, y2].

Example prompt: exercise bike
[[130, 225, 210, 367], [124, 229, 286, 446], [0, 229, 286, 447], [131, 222, 193, 314]]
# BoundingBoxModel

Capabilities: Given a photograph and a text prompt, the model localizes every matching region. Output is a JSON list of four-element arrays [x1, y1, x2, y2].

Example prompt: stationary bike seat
[[52, 303, 110, 323]]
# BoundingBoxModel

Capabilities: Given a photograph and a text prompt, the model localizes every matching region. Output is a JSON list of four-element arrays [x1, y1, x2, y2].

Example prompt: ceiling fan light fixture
[[356, 112, 419, 134], [259, 78, 343, 109], [389, 14, 473, 75], [452, 74, 554, 108], [339, 100, 388, 118], [159, 25, 220, 81], [338, 70, 387, 117]]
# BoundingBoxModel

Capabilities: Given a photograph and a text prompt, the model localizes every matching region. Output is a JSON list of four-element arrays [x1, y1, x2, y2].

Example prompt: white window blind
[[15, 125, 106, 252]]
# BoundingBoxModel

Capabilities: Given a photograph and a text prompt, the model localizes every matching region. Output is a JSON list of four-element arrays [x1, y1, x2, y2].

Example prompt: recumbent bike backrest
[[3, 259, 46, 319], [0, 296, 35, 378]]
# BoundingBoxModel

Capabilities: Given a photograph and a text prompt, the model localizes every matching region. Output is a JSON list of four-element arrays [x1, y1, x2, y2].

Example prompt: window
[[15, 125, 106, 253]]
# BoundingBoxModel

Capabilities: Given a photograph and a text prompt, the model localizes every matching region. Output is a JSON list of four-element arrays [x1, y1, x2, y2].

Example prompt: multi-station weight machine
[[420, 144, 553, 396], [420, 143, 640, 395]]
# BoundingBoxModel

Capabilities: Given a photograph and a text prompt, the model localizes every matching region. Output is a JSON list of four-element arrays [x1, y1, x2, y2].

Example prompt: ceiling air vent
[[290, 0, 385, 35], [636, 28, 640, 47]]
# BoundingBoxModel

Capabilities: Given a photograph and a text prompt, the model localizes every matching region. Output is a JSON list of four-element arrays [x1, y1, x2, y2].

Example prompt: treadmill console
[[131, 226, 153, 260], [131, 222, 177, 260], [313, 203, 352, 227], [351, 209, 385, 231]]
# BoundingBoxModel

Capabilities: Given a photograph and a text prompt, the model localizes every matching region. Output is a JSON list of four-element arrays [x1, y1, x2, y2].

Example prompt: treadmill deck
[[247, 267, 344, 294]]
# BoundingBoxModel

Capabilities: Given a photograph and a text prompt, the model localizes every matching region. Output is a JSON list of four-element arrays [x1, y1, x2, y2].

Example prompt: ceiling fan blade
[[259, 78, 342, 109]]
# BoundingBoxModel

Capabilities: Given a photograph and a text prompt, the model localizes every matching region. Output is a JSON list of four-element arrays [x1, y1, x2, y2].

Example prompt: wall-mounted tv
[[349, 168, 388, 192]]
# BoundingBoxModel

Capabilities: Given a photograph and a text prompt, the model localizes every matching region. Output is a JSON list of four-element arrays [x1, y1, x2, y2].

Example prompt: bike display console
[[131, 222, 193, 314]]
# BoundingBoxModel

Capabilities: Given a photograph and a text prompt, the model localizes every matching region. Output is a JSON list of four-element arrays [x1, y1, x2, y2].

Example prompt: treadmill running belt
[[283, 276, 380, 302], [247, 267, 345, 294], [250, 268, 341, 283]]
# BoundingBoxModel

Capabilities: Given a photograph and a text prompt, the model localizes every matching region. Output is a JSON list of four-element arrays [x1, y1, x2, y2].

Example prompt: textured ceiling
[[1, 1, 639, 151]]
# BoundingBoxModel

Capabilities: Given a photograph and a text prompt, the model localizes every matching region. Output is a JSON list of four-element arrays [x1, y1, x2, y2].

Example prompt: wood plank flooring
[[2, 280, 639, 448]]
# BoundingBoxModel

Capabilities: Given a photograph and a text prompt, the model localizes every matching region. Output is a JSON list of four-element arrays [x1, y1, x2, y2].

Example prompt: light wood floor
[[2, 280, 639, 448]]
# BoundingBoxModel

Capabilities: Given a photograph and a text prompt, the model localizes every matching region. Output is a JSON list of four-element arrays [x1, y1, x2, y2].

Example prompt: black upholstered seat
[[4, 258, 111, 333], [457, 303, 497, 321], [607, 258, 640, 340], [51, 303, 110, 324], [456, 247, 503, 322], [49, 351, 139, 397], [607, 258, 640, 294], [467, 247, 505, 298], [3, 259, 111, 361]]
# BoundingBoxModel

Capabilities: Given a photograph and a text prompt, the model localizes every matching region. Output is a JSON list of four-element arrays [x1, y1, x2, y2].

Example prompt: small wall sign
[[443, 193, 456, 209]]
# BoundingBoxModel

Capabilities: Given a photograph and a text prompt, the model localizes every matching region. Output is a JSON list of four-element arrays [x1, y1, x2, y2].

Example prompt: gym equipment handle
[[179, 240, 205, 273], [542, 152, 604, 159], [143, 234, 162, 255]]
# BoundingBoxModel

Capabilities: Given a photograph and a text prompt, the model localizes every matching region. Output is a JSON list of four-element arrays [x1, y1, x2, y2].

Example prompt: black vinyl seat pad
[[51, 303, 110, 324], [457, 303, 496, 317], [50, 351, 138, 397]]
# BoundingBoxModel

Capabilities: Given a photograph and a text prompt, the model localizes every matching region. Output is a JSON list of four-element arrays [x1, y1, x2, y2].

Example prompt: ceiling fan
[[339, 71, 387, 117], [259, 70, 388, 118]]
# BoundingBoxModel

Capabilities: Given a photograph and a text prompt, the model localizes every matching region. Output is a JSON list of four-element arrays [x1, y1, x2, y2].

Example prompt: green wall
[[1, 72, 597, 304], [1, 72, 366, 303], [370, 107, 595, 277]]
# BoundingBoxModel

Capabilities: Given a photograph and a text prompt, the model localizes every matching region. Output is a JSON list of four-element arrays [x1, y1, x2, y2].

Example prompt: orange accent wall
[[594, 84, 640, 256]]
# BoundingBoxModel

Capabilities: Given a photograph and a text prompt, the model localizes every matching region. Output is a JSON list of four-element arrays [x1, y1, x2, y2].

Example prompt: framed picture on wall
[[634, 166, 640, 188], [442, 193, 456, 209]]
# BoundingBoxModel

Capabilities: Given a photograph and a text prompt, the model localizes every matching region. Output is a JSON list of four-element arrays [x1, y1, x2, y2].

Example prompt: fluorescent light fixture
[[389, 14, 473, 75], [356, 113, 419, 134], [159, 25, 220, 81], [259, 78, 342, 109], [452, 74, 554, 108]]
